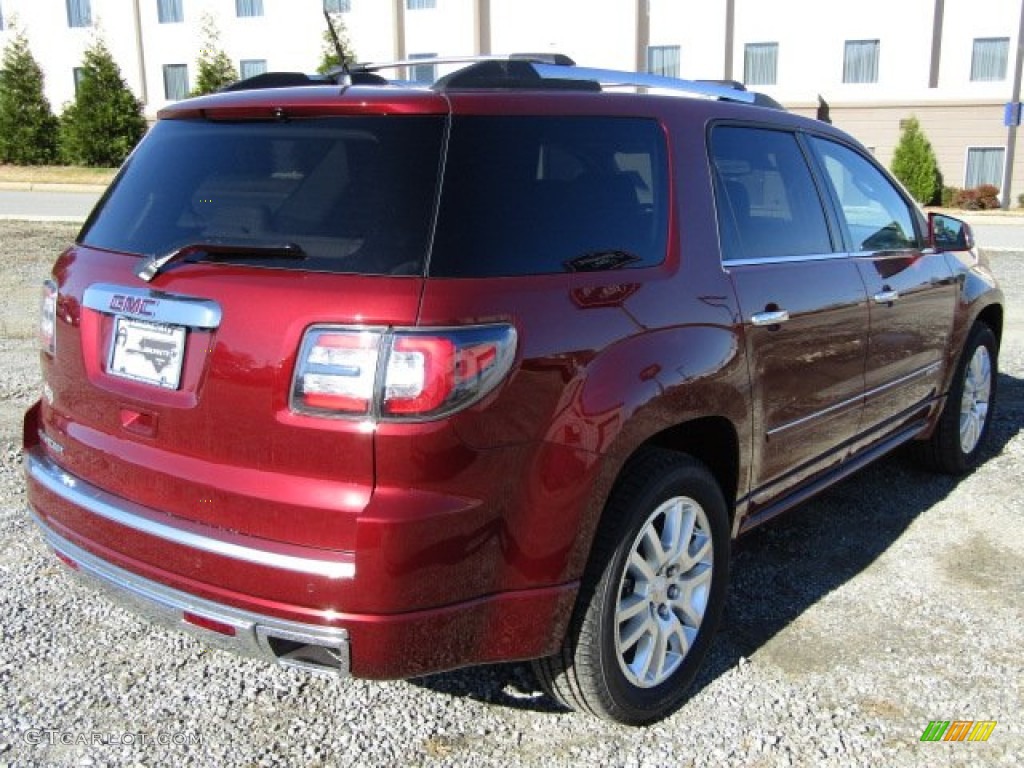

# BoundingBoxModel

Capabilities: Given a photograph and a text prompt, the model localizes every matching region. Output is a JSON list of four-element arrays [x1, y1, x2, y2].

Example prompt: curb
[[0, 181, 108, 193]]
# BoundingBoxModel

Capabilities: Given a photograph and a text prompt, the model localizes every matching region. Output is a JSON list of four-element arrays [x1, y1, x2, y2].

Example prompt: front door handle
[[750, 309, 790, 327], [872, 289, 900, 304]]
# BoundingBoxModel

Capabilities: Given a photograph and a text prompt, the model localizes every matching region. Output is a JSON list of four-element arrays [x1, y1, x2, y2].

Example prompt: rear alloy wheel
[[914, 323, 998, 475], [533, 449, 729, 725]]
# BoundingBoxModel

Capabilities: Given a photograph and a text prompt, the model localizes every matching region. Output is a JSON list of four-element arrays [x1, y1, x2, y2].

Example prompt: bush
[[317, 12, 356, 75], [192, 15, 237, 95], [1018, 192, 1024, 209], [941, 186, 959, 208], [891, 117, 941, 205], [0, 29, 59, 165], [59, 38, 147, 167], [952, 185, 1001, 211]]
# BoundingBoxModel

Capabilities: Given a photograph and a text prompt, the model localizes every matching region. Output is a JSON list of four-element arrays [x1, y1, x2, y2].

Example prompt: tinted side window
[[809, 137, 920, 252], [711, 126, 833, 261], [429, 117, 668, 277]]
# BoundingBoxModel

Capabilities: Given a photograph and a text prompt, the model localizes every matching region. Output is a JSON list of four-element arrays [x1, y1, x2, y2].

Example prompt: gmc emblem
[[110, 295, 157, 317]]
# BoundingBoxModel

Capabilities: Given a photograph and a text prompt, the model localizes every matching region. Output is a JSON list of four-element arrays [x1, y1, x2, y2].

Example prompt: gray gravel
[[1, 222, 1021, 767]]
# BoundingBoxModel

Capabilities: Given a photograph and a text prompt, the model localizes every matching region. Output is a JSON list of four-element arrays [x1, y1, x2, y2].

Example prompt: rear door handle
[[872, 289, 900, 304], [750, 309, 790, 327]]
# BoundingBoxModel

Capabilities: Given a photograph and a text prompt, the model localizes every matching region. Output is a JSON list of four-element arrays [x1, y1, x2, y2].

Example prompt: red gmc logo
[[109, 295, 157, 317]]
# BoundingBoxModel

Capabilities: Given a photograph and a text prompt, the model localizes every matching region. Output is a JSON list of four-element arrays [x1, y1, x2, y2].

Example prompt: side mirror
[[929, 212, 974, 252]]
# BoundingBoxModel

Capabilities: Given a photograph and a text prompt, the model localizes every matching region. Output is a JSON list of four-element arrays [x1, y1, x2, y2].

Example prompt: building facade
[[0, 0, 1020, 203]]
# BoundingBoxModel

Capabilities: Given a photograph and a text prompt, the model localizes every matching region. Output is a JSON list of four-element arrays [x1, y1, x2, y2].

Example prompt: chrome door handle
[[873, 289, 900, 304], [750, 309, 790, 327]]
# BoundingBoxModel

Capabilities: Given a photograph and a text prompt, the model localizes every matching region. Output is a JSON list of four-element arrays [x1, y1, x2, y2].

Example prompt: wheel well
[[976, 304, 1003, 346], [646, 417, 740, 522]]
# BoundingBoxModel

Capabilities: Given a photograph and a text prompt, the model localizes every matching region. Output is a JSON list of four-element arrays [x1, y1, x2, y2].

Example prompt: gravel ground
[[1, 221, 1021, 768]]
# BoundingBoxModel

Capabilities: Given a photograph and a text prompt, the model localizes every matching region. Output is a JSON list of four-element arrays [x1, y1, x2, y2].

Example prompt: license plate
[[108, 317, 186, 389]]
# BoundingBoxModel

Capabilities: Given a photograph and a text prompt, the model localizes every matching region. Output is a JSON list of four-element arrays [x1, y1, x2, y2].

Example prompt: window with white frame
[[325, 0, 351, 11], [0, 2, 5, 31], [843, 40, 879, 83], [744, 43, 778, 86], [965, 147, 1004, 189], [971, 38, 1009, 81], [647, 45, 680, 78], [409, 53, 437, 83], [73, 67, 86, 96], [406, 0, 436, 9], [163, 64, 189, 100], [66, 0, 92, 28], [236, 0, 264, 17], [240, 59, 267, 80], [157, 0, 184, 24]]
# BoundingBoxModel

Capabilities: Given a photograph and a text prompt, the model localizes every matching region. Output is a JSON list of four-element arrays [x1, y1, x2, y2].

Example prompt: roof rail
[[353, 52, 575, 74], [530, 64, 757, 104]]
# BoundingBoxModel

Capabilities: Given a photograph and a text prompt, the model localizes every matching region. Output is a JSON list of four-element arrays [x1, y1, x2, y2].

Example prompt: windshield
[[79, 116, 446, 275]]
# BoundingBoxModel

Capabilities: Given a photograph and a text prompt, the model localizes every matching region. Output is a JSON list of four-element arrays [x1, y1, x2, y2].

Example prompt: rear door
[[712, 125, 868, 506], [807, 136, 956, 437], [41, 109, 447, 551]]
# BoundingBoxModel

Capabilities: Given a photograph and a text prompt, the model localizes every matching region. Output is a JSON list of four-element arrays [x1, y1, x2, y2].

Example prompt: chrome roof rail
[[353, 53, 575, 73], [530, 64, 757, 104]]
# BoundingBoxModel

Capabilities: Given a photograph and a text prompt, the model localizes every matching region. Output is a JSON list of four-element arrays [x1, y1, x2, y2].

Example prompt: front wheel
[[533, 449, 730, 725], [914, 323, 998, 474]]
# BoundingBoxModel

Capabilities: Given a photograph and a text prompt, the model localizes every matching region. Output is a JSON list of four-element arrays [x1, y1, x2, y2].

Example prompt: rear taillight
[[291, 325, 517, 422], [40, 280, 57, 356]]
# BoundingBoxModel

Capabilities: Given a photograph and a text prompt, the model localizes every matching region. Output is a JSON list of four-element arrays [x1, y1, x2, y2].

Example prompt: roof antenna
[[323, 9, 351, 84]]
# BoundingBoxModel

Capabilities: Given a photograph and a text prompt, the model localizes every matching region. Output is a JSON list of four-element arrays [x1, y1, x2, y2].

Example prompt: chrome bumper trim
[[30, 515, 351, 675], [24, 451, 355, 580]]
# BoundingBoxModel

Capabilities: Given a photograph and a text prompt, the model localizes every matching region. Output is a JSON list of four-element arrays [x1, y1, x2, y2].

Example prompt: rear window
[[429, 116, 669, 276], [79, 117, 445, 275]]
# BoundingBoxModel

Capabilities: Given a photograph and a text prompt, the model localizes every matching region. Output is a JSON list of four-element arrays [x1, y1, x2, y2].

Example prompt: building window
[[157, 0, 184, 23], [406, 0, 436, 8], [409, 53, 436, 83], [647, 45, 680, 78], [324, 0, 351, 11], [971, 38, 1009, 82], [163, 64, 189, 100], [66, 0, 92, 28], [843, 39, 879, 84], [73, 67, 86, 96], [965, 147, 1004, 189], [236, 0, 264, 17], [0, 2, 5, 31], [744, 43, 778, 86], [240, 59, 267, 80]]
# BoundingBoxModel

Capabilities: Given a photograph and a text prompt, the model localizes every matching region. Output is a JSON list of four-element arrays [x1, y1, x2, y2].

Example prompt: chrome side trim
[[767, 362, 941, 438], [723, 251, 852, 268], [83, 283, 222, 329], [31, 518, 350, 675], [25, 452, 355, 580]]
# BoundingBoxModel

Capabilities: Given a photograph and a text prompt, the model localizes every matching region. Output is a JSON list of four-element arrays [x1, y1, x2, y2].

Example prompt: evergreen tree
[[192, 15, 237, 95], [0, 29, 59, 165], [891, 117, 940, 206], [317, 12, 356, 75], [59, 38, 147, 167]]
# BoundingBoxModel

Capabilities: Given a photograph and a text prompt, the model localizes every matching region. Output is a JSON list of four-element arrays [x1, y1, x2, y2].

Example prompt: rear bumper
[[24, 446, 578, 678]]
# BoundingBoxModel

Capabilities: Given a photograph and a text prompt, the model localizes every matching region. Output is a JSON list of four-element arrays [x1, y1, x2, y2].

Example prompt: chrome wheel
[[614, 495, 713, 688], [959, 345, 992, 455]]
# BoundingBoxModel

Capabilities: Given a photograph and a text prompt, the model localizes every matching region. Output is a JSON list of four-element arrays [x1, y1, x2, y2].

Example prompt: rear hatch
[[38, 89, 449, 551]]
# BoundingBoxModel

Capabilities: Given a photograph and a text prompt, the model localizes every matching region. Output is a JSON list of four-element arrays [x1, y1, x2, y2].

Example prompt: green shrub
[[0, 29, 59, 165], [192, 15, 237, 95], [891, 117, 940, 205], [317, 12, 356, 75], [941, 186, 959, 208], [1018, 192, 1024, 208], [59, 38, 147, 167]]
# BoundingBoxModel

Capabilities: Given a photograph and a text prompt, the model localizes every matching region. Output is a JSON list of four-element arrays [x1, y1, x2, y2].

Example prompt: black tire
[[533, 448, 730, 725], [913, 323, 998, 475]]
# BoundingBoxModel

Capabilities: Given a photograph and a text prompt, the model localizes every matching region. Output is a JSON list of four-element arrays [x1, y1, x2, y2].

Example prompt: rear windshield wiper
[[136, 240, 306, 282]]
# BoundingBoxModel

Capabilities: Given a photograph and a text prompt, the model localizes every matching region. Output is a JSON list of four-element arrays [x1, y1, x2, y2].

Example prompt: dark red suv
[[24, 57, 1003, 725]]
